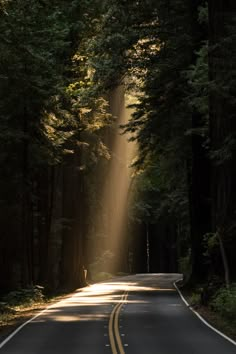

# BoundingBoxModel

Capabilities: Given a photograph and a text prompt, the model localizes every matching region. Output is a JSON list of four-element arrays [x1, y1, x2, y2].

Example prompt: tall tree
[[208, 0, 236, 285]]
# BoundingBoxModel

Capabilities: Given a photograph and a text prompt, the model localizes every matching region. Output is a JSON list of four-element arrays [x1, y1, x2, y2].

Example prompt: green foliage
[[0, 0, 117, 292], [203, 232, 219, 256], [211, 284, 236, 323], [178, 249, 192, 280], [185, 41, 209, 133], [0, 0, 76, 174], [3, 285, 44, 307], [119, 1, 193, 242], [189, 292, 201, 307], [1, 0, 236, 294], [198, 3, 208, 25], [88, 250, 114, 281], [0, 302, 14, 314], [129, 157, 189, 227]]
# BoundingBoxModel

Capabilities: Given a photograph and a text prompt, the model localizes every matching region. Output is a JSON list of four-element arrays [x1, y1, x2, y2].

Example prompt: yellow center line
[[114, 292, 128, 354], [109, 302, 119, 354], [109, 291, 128, 354]]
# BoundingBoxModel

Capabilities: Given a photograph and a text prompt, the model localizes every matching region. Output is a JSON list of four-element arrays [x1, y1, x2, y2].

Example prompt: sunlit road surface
[[0, 274, 235, 354]]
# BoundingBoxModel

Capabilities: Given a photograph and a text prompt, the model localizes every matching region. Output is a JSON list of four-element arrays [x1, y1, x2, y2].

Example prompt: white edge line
[[0, 283, 104, 349], [0, 297, 67, 349], [174, 279, 236, 346], [2, 280, 235, 349]]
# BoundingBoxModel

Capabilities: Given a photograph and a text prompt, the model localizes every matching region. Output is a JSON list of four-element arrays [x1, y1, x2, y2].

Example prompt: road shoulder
[[174, 280, 236, 344]]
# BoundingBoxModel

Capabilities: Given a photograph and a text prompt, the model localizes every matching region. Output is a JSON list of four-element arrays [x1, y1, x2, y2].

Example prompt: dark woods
[[0, 0, 236, 298]]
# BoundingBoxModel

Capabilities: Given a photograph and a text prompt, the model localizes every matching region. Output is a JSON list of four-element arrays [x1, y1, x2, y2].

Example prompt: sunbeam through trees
[[0, 0, 236, 338]]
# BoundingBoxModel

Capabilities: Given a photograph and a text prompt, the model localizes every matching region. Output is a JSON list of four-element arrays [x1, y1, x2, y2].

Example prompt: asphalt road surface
[[0, 273, 235, 354]]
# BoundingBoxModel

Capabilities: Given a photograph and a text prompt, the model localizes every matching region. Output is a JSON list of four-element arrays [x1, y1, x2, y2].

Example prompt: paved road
[[0, 273, 235, 353]]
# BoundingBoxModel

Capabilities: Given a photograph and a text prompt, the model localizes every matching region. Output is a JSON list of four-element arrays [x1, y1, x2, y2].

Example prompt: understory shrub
[[210, 283, 236, 323], [3, 285, 44, 307]]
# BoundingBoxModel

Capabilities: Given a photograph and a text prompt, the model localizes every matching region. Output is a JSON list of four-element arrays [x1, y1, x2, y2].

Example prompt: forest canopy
[[0, 0, 236, 305]]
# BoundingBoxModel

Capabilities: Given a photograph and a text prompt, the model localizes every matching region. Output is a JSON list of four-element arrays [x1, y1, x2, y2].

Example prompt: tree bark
[[60, 148, 86, 291], [208, 0, 236, 283], [188, 0, 211, 284]]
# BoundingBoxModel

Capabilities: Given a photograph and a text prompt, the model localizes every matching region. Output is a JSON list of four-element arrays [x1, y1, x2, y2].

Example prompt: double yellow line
[[109, 291, 128, 354]]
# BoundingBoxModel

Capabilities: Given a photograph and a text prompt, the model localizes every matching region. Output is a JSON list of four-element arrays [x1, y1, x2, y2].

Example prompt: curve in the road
[[0, 274, 235, 354]]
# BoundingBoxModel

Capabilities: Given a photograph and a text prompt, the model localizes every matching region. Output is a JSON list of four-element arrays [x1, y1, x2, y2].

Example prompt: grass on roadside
[[0, 286, 71, 339]]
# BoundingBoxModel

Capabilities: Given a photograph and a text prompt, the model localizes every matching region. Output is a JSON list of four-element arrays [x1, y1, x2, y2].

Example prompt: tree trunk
[[188, 0, 211, 284], [60, 148, 86, 291], [21, 106, 33, 288], [208, 0, 236, 283], [217, 230, 230, 288]]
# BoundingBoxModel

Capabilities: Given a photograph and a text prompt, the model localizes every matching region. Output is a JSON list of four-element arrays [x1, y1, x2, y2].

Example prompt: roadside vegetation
[[0, 286, 46, 336], [183, 283, 236, 341], [0, 0, 236, 344], [0, 286, 75, 338]]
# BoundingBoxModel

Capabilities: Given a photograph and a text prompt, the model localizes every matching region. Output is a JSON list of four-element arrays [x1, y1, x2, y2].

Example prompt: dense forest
[[0, 0, 236, 313]]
